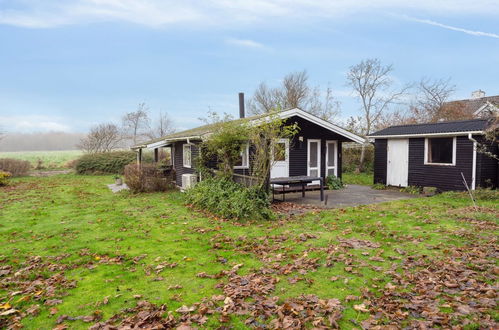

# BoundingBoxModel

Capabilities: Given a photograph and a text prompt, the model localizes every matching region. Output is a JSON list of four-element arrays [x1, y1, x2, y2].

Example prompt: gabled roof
[[442, 95, 499, 116], [368, 118, 491, 138], [133, 108, 364, 149]]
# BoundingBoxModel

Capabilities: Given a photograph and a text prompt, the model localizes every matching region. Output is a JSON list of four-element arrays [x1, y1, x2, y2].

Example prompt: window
[[234, 144, 249, 169], [183, 144, 192, 168], [273, 142, 286, 161], [425, 137, 456, 165]]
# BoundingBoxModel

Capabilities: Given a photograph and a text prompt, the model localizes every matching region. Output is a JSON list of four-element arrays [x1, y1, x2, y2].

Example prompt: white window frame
[[183, 143, 192, 168], [424, 136, 456, 166], [234, 143, 249, 169]]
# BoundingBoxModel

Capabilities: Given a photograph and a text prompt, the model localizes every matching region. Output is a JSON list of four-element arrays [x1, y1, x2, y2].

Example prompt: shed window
[[234, 144, 249, 168], [425, 137, 455, 165], [183, 144, 192, 168]]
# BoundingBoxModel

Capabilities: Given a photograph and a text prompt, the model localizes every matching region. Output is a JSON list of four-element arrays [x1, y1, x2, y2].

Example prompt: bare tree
[[247, 70, 341, 121], [153, 110, 176, 138], [78, 123, 122, 153], [122, 103, 151, 144], [307, 85, 341, 121], [409, 78, 456, 123], [346, 58, 410, 171]]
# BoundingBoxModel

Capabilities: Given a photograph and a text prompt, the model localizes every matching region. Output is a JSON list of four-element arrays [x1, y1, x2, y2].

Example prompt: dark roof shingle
[[369, 119, 491, 137]]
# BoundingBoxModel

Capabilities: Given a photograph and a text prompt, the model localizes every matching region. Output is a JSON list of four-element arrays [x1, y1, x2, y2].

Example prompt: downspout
[[468, 133, 477, 190]]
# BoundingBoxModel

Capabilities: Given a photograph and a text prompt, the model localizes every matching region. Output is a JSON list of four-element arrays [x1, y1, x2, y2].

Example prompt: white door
[[307, 139, 321, 184], [326, 140, 337, 177], [387, 139, 409, 187], [270, 138, 289, 178]]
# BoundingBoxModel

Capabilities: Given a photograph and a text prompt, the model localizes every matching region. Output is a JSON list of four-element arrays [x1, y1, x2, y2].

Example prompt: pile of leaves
[[0, 255, 77, 329], [361, 240, 498, 328]]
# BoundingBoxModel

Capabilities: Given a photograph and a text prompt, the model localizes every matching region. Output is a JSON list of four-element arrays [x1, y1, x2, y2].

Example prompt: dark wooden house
[[368, 119, 498, 191], [133, 107, 363, 189]]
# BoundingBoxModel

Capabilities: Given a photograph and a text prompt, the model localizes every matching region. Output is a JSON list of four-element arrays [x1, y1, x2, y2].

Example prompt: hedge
[[75, 151, 136, 174]]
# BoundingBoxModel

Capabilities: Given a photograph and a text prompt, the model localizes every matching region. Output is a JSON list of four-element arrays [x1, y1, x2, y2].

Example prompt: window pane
[[327, 142, 335, 166], [327, 169, 335, 176], [309, 142, 318, 167], [310, 169, 318, 177], [274, 143, 286, 161], [428, 138, 453, 164], [234, 146, 248, 167]]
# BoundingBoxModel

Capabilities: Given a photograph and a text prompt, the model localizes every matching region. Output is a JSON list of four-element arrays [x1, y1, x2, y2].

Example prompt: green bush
[[326, 175, 343, 190], [0, 158, 31, 176], [473, 188, 499, 201], [185, 176, 274, 220], [371, 183, 387, 190], [400, 186, 422, 194], [75, 151, 136, 174], [0, 170, 11, 186]]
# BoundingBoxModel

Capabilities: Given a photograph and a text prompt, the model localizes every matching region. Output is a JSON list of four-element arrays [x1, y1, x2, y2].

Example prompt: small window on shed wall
[[183, 144, 192, 168], [424, 137, 456, 166]]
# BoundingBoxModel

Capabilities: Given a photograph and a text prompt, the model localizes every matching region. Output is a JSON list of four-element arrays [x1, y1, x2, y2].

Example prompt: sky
[[1, 0, 498, 133]]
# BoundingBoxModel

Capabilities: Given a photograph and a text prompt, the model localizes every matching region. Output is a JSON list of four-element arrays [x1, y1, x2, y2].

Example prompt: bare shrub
[[0, 158, 31, 176], [124, 163, 173, 193], [78, 123, 122, 153]]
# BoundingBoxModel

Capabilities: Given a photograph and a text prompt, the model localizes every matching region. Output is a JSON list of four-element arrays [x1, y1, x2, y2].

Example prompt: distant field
[[0, 150, 83, 169]]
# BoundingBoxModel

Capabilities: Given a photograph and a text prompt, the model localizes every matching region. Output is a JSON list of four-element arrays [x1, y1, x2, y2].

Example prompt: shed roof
[[368, 119, 491, 138]]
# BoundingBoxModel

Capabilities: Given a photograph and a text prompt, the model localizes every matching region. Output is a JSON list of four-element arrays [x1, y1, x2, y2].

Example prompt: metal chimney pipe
[[238, 92, 245, 118]]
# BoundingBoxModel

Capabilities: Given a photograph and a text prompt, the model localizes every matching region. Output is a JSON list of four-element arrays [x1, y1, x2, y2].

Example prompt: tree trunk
[[357, 140, 367, 173]]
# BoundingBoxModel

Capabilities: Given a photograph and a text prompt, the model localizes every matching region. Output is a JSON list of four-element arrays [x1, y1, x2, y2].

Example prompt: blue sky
[[1, 0, 498, 133]]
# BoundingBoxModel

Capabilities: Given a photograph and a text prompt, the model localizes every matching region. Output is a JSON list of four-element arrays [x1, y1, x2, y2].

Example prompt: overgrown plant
[[200, 112, 251, 176], [0, 170, 11, 186], [248, 110, 299, 191], [326, 175, 343, 190], [124, 163, 173, 193], [185, 176, 273, 220]]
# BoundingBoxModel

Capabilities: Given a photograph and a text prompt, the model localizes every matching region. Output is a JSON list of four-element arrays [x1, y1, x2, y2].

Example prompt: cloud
[[1, 0, 498, 29], [2, 115, 72, 133], [226, 38, 264, 49], [404, 16, 499, 39]]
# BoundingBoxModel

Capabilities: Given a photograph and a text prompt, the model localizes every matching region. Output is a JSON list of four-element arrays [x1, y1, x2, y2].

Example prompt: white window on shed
[[424, 137, 456, 166]]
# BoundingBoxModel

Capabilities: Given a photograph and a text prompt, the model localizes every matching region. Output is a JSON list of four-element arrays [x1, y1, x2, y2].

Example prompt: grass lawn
[[0, 175, 497, 329], [0, 150, 83, 170], [342, 171, 373, 186]]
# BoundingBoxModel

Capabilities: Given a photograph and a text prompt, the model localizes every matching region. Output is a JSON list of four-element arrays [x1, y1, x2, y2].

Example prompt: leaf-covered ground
[[0, 175, 497, 329]]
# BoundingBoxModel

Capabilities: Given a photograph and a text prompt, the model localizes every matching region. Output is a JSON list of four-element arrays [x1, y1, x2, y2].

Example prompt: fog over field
[[0, 132, 85, 152]]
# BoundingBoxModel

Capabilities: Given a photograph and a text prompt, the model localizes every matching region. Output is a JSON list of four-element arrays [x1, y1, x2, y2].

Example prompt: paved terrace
[[273, 184, 418, 208]]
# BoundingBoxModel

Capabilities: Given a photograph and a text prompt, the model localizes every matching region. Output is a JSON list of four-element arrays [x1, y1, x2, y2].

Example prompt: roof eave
[[367, 130, 485, 139]]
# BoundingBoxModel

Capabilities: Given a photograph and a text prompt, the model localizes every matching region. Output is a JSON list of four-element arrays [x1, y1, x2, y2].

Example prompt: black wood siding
[[173, 141, 199, 186], [287, 116, 350, 181], [171, 115, 355, 185], [408, 136, 473, 191], [475, 136, 498, 188], [374, 139, 387, 185]]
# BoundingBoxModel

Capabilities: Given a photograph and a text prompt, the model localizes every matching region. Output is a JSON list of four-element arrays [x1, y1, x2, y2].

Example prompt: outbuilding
[[368, 119, 498, 191]]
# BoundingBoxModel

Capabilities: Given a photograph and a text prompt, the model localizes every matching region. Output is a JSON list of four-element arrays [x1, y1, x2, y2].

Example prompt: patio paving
[[272, 184, 418, 208]]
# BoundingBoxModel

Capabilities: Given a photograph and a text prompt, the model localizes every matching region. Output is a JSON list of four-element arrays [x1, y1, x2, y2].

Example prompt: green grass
[[0, 150, 83, 170], [342, 171, 373, 185], [0, 175, 497, 329]]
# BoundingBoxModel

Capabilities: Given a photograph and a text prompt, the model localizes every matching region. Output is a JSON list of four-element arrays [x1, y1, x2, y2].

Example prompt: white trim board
[[368, 131, 484, 139]]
